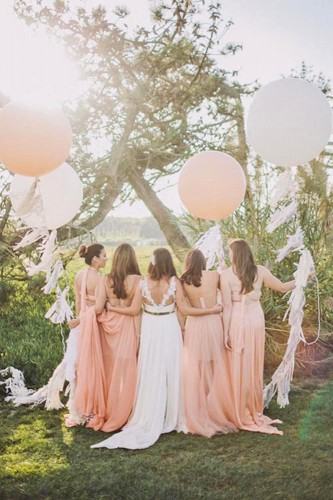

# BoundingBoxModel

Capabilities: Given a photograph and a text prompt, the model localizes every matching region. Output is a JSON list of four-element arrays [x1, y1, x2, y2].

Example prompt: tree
[[6, 0, 252, 260]]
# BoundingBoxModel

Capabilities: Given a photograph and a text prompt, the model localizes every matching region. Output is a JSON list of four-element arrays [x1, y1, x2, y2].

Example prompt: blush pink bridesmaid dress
[[183, 298, 236, 437], [227, 288, 283, 435]]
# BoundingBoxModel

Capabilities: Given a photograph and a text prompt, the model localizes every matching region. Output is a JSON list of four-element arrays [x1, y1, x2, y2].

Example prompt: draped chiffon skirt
[[227, 301, 283, 435], [183, 314, 236, 437]]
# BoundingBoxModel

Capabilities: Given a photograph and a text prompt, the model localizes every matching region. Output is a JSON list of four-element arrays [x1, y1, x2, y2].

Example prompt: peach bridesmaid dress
[[183, 299, 236, 437], [227, 286, 283, 435], [94, 276, 138, 432], [73, 272, 138, 433], [73, 269, 106, 426]]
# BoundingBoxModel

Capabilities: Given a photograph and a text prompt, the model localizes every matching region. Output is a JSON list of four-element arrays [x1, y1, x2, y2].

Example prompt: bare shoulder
[[175, 277, 183, 288], [203, 270, 219, 277], [75, 269, 85, 284], [220, 267, 232, 280], [256, 265, 267, 276], [133, 275, 143, 288]]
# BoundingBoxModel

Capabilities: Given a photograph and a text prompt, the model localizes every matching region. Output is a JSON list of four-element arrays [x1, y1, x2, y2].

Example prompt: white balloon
[[246, 78, 332, 166], [10, 163, 83, 230]]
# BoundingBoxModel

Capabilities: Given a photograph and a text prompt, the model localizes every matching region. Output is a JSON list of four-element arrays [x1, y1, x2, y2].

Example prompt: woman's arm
[[176, 280, 222, 316], [220, 272, 232, 349], [95, 278, 108, 315], [261, 266, 295, 293], [108, 281, 143, 316]]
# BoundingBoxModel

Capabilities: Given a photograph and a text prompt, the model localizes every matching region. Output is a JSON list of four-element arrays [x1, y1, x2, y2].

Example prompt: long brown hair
[[229, 239, 257, 294], [181, 249, 206, 287], [108, 243, 141, 299], [79, 243, 104, 265], [148, 248, 177, 281]]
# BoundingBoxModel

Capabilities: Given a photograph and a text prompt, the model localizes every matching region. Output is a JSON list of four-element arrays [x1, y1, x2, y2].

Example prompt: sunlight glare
[[0, 4, 80, 108]]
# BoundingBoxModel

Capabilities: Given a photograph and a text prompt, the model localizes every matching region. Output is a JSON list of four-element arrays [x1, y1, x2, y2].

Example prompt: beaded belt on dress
[[144, 309, 174, 316], [143, 302, 176, 315]]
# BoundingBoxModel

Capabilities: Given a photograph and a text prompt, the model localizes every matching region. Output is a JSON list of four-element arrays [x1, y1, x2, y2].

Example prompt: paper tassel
[[24, 230, 57, 278], [266, 201, 298, 233], [64, 327, 79, 383], [42, 260, 64, 294], [263, 328, 299, 408], [269, 167, 297, 208], [12, 179, 44, 221], [0, 328, 79, 411], [276, 227, 304, 262], [44, 360, 66, 410], [196, 223, 225, 271], [0, 366, 36, 402], [13, 227, 49, 250], [45, 286, 73, 324], [264, 248, 315, 408]]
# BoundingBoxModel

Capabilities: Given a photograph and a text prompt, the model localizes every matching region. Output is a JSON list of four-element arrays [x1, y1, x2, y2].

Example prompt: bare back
[[183, 270, 220, 308], [223, 266, 264, 302], [75, 268, 101, 312], [221, 264, 296, 306], [106, 274, 141, 307]]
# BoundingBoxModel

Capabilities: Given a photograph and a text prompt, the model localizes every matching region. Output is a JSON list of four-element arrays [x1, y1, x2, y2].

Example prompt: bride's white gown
[[91, 276, 187, 450]]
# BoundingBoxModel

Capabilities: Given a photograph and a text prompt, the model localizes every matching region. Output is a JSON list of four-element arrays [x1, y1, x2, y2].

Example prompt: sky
[[0, 0, 332, 217]]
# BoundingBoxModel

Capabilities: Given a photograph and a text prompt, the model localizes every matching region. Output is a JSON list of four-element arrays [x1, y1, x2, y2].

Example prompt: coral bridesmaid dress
[[72, 269, 106, 426]]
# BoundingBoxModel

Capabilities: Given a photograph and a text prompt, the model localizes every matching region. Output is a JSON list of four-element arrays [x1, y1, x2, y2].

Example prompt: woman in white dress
[[91, 248, 221, 450]]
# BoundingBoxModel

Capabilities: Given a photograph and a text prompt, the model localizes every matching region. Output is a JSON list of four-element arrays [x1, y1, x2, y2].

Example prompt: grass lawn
[[0, 378, 332, 500]]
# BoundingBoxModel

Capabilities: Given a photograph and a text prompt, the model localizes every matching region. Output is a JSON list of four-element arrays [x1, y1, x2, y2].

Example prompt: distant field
[[66, 245, 183, 280]]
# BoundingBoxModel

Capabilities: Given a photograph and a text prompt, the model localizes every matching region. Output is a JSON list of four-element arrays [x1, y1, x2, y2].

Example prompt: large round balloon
[[178, 151, 246, 220], [247, 78, 332, 167], [10, 163, 83, 230], [0, 102, 72, 176]]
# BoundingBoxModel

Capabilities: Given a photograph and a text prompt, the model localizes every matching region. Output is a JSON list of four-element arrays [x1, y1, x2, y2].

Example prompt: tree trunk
[[234, 95, 257, 227], [128, 168, 191, 261]]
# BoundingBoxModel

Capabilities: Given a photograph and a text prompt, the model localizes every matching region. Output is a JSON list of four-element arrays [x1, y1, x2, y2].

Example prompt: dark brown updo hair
[[79, 243, 104, 265], [181, 249, 206, 287], [108, 243, 141, 299], [229, 239, 257, 294], [148, 248, 177, 281]]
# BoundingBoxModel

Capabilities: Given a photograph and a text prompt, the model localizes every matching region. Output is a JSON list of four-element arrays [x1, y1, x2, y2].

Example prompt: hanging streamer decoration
[[1, 227, 76, 412], [263, 167, 320, 408], [195, 222, 226, 272], [1, 225, 77, 410]]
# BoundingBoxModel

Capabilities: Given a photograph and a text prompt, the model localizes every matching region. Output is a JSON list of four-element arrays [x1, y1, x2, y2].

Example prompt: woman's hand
[[68, 318, 80, 329], [224, 335, 232, 351], [209, 304, 222, 315]]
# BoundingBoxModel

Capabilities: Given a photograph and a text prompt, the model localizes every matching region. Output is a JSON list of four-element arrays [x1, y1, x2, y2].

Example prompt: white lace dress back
[[91, 275, 187, 450], [141, 276, 176, 314]]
